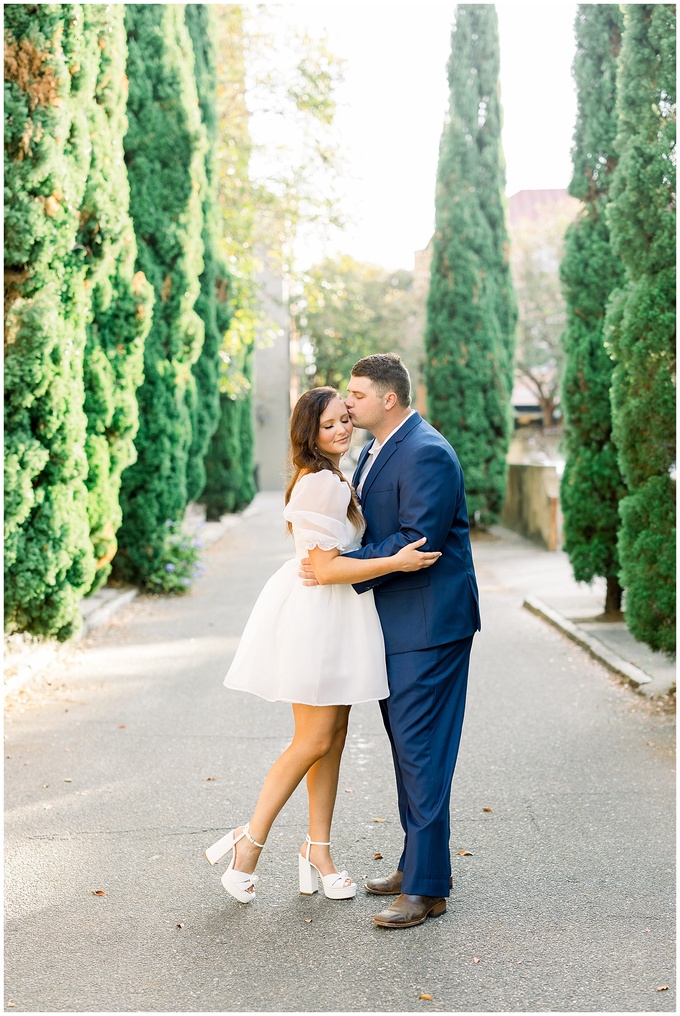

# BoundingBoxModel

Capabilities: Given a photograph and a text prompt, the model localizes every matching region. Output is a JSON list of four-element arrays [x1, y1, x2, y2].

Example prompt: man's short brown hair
[[351, 352, 411, 408]]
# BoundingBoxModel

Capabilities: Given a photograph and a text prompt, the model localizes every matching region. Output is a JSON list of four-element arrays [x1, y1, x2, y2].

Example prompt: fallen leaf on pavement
[[176, 923, 184, 929], [472, 957, 480, 964], [373, 817, 386, 823], [7, 1001, 16, 1008], [482, 807, 493, 813], [374, 852, 383, 860], [419, 994, 433, 1001], [64, 778, 72, 783], [458, 849, 473, 856], [657, 986, 669, 992], [203, 776, 217, 781], [89, 890, 107, 896], [304, 918, 312, 924], [118, 725, 125, 729]]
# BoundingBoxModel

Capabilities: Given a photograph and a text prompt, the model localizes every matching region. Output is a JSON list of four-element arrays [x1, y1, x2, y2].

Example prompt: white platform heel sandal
[[204, 822, 265, 904], [298, 835, 357, 900]]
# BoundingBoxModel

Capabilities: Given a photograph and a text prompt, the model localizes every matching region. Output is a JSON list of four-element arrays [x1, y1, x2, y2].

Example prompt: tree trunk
[[540, 398, 555, 431], [605, 574, 623, 615]]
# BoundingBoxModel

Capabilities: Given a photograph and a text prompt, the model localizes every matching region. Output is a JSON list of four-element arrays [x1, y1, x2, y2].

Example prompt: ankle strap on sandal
[[305, 834, 331, 846], [243, 821, 265, 849]]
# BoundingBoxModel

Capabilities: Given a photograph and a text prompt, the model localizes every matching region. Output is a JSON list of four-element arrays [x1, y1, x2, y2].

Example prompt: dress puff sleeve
[[283, 470, 351, 552]]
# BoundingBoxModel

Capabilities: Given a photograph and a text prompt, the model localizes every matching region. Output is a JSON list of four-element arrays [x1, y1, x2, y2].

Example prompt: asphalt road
[[4, 493, 675, 1013]]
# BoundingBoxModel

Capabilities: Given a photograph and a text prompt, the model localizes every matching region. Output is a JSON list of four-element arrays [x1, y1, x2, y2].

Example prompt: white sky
[[262, 2, 579, 271]]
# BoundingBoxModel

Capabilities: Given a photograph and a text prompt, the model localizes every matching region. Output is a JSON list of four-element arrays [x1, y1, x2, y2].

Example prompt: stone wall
[[501, 463, 562, 550]]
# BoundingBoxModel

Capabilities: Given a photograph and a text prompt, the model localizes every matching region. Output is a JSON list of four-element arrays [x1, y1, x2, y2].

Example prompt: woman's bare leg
[[303, 706, 351, 878], [230, 704, 347, 882]]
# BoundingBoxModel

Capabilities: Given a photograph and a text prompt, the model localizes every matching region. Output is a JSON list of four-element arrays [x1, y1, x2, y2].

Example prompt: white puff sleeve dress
[[223, 469, 388, 706]]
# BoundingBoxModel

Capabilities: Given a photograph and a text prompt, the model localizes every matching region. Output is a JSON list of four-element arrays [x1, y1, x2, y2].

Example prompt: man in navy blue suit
[[343, 352, 481, 928]]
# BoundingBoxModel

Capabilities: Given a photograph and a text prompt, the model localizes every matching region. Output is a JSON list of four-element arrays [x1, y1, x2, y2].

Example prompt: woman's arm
[[308, 538, 440, 586]]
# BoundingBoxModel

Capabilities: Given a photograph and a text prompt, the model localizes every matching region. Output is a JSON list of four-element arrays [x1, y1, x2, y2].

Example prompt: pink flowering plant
[[144, 520, 205, 595]]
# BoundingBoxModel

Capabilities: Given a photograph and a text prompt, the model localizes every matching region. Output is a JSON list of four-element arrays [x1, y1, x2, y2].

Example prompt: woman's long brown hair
[[284, 387, 362, 535]]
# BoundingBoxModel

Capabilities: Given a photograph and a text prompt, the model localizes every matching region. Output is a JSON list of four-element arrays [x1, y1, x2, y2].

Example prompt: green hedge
[[203, 340, 256, 520], [115, 3, 207, 585], [5, 4, 96, 638], [559, 5, 626, 614], [605, 4, 676, 653], [79, 5, 153, 594], [185, 3, 231, 505]]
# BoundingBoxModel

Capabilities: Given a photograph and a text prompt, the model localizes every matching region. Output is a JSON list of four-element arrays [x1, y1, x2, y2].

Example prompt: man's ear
[[384, 391, 398, 411]]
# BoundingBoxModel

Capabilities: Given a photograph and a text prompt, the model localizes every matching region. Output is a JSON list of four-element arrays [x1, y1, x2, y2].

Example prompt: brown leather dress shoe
[[373, 893, 447, 928], [365, 871, 453, 896], [365, 870, 404, 895]]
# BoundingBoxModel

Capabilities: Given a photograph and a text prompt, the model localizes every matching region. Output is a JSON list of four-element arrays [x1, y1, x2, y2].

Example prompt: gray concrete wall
[[253, 260, 291, 491], [501, 463, 562, 550]]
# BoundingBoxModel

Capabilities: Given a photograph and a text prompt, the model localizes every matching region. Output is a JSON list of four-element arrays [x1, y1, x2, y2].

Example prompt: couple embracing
[[205, 353, 481, 929]]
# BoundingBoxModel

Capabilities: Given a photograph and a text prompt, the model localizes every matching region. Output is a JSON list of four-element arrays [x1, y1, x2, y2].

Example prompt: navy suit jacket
[[345, 412, 481, 655]]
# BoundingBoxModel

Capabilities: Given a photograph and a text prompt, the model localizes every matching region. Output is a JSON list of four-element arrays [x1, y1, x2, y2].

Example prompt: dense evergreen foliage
[[115, 4, 207, 584], [559, 5, 626, 615], [79, 5, 153, 594], [184, 4, 232, 505], [202, 4, 256, 519], [202, 342, 256, 519], [5, 5, 96, 638], [425, 4, 516, 523], [604, 4, 676, 653]]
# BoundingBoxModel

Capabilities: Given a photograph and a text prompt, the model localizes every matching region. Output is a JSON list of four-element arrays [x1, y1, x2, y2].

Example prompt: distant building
[[508, 188, 578, 227]]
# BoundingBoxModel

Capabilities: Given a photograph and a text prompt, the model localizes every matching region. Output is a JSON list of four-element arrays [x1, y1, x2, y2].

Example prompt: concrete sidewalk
[[474, 524, 676, 699]]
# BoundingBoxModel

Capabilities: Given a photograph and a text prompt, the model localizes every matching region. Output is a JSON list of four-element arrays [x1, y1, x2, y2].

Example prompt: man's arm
[[345, 443, 463, 593]]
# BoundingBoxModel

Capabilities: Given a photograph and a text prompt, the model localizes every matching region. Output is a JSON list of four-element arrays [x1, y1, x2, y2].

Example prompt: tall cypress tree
[[79, 5, 153, 593], [115, 4, 207, 584], [604, 4, 676, 654], [202, 335, 256, 520], [559, 5, 627, 616], [184, 3, 231, 505], [202, 3, 256, 519], [425, 4, 516, 523], [4, 4, 96, 638]]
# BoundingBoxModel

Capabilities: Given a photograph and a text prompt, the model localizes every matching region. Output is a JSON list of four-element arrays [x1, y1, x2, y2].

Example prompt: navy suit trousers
[[379, 635, 474, 898]]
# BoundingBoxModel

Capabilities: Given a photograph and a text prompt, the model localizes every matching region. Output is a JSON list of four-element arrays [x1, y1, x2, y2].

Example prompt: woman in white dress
[[205, 387, 440, 905]]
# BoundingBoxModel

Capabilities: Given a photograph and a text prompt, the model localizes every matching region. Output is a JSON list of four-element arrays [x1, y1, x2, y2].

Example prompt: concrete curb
[[523, 595, 656, 693], [4, 588, 139, 697]]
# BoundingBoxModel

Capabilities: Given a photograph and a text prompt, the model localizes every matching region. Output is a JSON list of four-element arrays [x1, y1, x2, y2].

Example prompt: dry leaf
[[657, 986, 669, 992], [374, 852, 383, 860], [176, 923, 184, 929], [304, 918, 312, 924], [472, 957, 480, 964], [7, 1002, 16, 1009], [118, 725, 125, 729], [203, 776, 217, 782], [42, 784, 49, 789], [419, 994, 433, 1001], [458, 849, 473, 856], [482, 807, 493, 813], [89, 889, 107, 896], [64, 778, 72, 783], [373, 817, 386, 823]]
